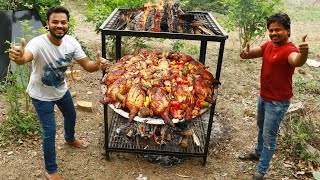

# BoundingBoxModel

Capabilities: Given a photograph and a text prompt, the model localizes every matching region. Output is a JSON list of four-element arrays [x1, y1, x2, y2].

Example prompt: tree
[[179, 0, 227, 14], [221, 0, 284, 49]]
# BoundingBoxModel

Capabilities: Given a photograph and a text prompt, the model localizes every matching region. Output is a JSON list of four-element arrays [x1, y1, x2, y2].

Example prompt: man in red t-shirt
[[238, 13, 308, 180]]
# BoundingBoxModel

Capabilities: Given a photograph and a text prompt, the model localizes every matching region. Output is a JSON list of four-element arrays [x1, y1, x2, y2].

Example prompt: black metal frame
[[99, 8, 228, 164]]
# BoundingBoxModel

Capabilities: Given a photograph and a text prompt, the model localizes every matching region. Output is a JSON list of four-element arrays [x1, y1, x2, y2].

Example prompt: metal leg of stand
[[105, 152, 110, 160], [202, 157, 207, 166]]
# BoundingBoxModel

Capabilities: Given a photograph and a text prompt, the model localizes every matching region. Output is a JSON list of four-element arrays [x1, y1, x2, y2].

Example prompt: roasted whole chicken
[[171, 84, 195, 121], [101, 49, 219, 126], [147, 87, 175, 127], [123, 83, 146, 123]]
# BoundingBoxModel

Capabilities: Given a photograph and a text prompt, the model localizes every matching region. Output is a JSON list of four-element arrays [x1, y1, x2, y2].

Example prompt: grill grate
[[107, 113, 207, 156]]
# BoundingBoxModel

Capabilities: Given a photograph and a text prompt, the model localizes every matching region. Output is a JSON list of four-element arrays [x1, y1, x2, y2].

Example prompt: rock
[[71, 91, 77, 97], [65, 70, 82, 78], [35, 170, 42, 177], [76, 101, 93, 112], [306, 59, 320, 67], [287, 102, 304, 115], [305, 143, 320, 163]]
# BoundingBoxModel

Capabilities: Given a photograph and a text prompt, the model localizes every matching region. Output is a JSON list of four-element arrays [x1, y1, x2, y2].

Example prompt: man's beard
[[49, 28, 68, 39]]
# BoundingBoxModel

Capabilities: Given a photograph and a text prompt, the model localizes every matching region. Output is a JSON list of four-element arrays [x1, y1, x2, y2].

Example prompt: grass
[[285, 0, 320, 21]]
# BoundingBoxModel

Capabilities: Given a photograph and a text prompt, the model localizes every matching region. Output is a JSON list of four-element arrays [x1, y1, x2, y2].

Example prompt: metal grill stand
[[99, 8, 228, 164]]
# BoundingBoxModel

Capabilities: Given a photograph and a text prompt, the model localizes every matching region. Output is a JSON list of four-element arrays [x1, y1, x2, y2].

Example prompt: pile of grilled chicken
[[101, 49, 220, 127]]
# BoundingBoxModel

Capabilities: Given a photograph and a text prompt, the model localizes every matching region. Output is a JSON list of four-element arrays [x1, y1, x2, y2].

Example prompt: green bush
[[83, 0, 152, 58], [221, 0, 284, 49], [0, 0, 62, 24], [0, 20, 44, 147], [179, 0, 227, 14], [281, 113, 320, 166], [84, 0, 151, 32]]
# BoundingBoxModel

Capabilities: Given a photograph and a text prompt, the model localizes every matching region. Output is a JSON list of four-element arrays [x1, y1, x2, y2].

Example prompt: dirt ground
[[0, 0, 319, 180]]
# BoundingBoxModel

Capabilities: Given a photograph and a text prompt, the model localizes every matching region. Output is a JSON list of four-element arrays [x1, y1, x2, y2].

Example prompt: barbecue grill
[[99, 8, 228, 164]]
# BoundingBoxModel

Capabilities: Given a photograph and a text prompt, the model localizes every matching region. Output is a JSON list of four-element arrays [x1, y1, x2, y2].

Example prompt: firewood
[[145, 8, 156, 31], [171, 3, 180, 32], [191, 129, 201, 147], [198, 26, 214, 35], [126, 126, 135, 138], [179, 135, 189, 148], [160, 3, 169, 32], [132, 11, 144, 31], [193, 27, 202, 34], [164, 126, 173, 141]]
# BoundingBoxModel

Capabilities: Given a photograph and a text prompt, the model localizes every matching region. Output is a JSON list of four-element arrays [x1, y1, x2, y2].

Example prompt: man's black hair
[[267, 13, 291, 30], [46, 5, 70, 21]]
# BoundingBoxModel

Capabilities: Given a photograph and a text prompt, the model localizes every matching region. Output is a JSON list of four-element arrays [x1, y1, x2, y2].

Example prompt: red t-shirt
[[260, 41, 299, 101]]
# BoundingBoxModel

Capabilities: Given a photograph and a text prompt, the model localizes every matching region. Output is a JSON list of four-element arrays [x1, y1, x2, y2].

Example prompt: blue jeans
[[32, 90, 76, 174], [255, 96, 290, 175]]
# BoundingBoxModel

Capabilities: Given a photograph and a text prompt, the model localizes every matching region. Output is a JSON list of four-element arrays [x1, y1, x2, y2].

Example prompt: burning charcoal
[[154, 125, 161, 136], [159, 156, 187, 167], [141, 155, 187, 167], [141, 6, 161, 32], [164, 126, 173, 142], [176, 121, 193, 135], [154, 125, 165, 145], [159, 125, 169, 146], [115, 124, 130, 136]]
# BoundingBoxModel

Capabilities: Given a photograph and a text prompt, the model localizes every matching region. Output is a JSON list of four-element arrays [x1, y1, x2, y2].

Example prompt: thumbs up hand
[[9, 38, 26, 62], [95, 51, 108, 71], [240, 42, 251, 59], [299, 34, 308, 56]]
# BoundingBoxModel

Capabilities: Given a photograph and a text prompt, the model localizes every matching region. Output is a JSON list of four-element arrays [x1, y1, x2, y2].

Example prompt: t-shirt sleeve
[[285, 44, 299, 58], [260, 41, 270, 55], [25, 37, 39, 60], [71, 37, 87, 60]]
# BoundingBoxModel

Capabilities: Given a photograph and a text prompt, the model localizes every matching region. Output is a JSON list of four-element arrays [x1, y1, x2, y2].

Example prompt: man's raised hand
[[240, 42, 250, 59], [299, 34, 308, 56], [95, 51, 108, 71], [9, 38, 25, 62]]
